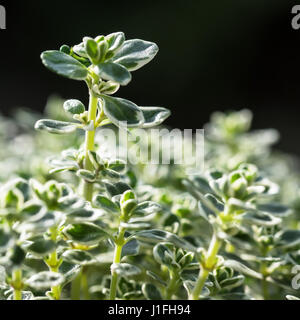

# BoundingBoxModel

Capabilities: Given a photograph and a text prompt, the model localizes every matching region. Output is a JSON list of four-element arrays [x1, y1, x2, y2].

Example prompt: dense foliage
[[0, 32, 300, 300]]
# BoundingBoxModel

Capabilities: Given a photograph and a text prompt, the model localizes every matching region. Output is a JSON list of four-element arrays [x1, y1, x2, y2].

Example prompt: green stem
[[71, 270, 82, 300], [260, 261, 269, 300], [83, 91, 98, 202], [165, 270, 179, 300], [81, 268, 90, 300], [109, 227, 126, 300], [48, 250, 62, 300], [191, 233, 221, 300], [46, 227, 61, 300], [12, 269, 23, 301]]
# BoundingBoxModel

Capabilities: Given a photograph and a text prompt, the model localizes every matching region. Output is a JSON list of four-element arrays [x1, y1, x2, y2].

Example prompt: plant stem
[[48, 250, 61, 300], [71, 270, 82, 300], [191, 233, 221, 300], [165, 270, 179, 299], [83, 90, 98, 202], [109, 227, 126, 300], [46, 227, 61, 300], [12, 269, 22, 300], [260, 261, 269, 300], [81, 267, 90, 300]]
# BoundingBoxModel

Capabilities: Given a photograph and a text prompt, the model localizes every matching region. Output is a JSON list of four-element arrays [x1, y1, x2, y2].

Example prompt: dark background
[[1, 0, 300, 155]]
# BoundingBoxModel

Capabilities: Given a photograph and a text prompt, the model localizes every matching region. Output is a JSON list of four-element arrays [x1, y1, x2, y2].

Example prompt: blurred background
[[0, 0, 300, 155]]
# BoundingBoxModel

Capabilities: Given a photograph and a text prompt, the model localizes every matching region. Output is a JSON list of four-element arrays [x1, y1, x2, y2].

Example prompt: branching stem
[[190, 233, 221, 300]]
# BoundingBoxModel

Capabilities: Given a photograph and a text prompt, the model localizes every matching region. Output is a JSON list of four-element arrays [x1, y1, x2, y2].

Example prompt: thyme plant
[[0, 32, 300, 301]]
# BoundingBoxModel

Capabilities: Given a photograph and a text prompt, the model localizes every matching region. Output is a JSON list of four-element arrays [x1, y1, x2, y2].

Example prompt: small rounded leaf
[[35, 119, 78, 134], [63, 99, 85, 115]]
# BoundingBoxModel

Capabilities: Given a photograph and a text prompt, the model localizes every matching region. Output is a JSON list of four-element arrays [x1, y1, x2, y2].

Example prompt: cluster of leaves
[[0, 32, 300, 300]]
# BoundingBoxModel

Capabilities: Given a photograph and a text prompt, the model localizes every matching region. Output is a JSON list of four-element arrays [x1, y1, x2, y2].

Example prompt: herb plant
[[0, 32, 300, 301]]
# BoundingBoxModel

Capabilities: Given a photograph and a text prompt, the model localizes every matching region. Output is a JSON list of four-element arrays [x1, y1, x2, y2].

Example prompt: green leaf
[[112, 39, 158, 71], [146, 270, 167, 286], [0, 229, 14, 253], [93, 195, 120, 213], [121, 239, 140, 258], [63, 99, 85, 115], [111, 263, 141, 276], [257, 203, 291, 217], [35, 119, 77, 134], [59, 262, 81, 288], [139, 107, 171, 128], [219, 275, 245, 290], [95, 62, 132, 86], [63, 223, 111, 245], [62, 249, 96, 266], [26, 237, 56, 257], [7, 245, 26, 266], [142, 283, 162, 300], [76, 169, 96, 183], [106, 32, 125, 56], [132, 201, 161, 216], [241, 211, 281, 226], [108, 159, 126, 173], [224, 260, 263, 279], [276, 230, 300, 249], [26, 271, 64, 290], [134, 230, 196, 252], [104, 181, 132, 197], [20, 201, 47, 222], [65, 208, 100, 224], [84, 38, 100, 64], [153, 243, 174, 266], [101, 95, 144, 128], [41, 51, 88, 80]]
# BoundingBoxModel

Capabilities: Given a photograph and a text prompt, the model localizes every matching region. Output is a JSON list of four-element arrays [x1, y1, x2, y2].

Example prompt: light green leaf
[[241, 211, 282, 226], [112, 39, 158, 71], [139, 107, 171, 128], [101, 95, 144, 128], [76, 170, 96, 183], [63, 99, 85, 115], [224, 260, 263, 279], [95, 62, 132, 86], [134, 229, 196, 252], [41, 51, 88, 80], [132, 201, 161, 216], [84, 38, 100, 64], [111, 263, 141, 276], [106, 32, 125, 56], [62, 249, 96, 266], [35, 119, 77, 134], [26, 271, 64, 290]]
